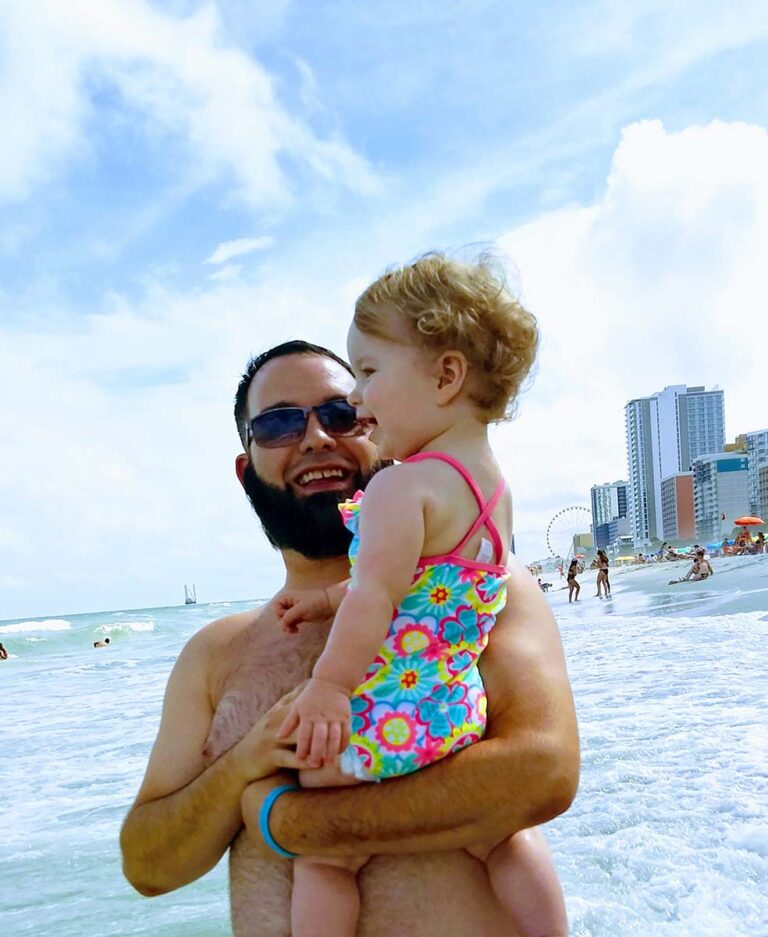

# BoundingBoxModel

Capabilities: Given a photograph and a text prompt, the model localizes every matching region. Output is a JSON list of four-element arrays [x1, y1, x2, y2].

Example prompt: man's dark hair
[[234, 340, 354, 447]]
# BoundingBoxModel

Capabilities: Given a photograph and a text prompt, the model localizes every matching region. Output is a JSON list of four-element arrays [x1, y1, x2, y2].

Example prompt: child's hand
[[277, 678, 351, 767], [274, 589, 332, 633]]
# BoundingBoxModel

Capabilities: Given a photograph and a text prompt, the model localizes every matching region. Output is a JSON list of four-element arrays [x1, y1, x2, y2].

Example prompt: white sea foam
[[2, 595, 766, 936], [0, 618, 72, 634], [727, 825, 768, 857], [98, 619, 155, 634]]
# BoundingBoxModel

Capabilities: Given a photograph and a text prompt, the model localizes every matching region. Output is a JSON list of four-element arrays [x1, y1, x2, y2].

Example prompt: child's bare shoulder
[[363, 460, 442, 506]]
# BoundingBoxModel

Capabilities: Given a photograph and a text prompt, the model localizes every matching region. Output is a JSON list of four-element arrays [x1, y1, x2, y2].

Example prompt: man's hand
[[229, 685, 308, 782], [277, 678, 351, 767], [273, 589, 332, 633]]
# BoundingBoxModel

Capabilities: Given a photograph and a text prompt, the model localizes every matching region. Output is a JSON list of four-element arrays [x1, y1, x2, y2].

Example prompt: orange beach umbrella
[[734, 516, 764, 526]]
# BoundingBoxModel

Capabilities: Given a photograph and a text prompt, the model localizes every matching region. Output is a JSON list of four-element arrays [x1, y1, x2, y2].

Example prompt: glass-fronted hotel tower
[[625, 385, 725, 544]]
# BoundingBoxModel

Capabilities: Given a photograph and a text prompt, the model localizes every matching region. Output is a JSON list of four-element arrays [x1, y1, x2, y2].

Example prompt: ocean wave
[[98, 620, 155, 634], [0, 618, 73, 635]]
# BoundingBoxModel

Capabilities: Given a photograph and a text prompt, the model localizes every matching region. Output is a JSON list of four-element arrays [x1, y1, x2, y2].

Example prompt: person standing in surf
[[566, 559, 580, 602], [596, 549, 610, 598], [121, 336, 579, 937]]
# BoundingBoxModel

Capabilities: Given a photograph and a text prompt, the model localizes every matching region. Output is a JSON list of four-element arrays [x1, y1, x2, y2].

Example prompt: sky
[[1, 0, 767, 619]]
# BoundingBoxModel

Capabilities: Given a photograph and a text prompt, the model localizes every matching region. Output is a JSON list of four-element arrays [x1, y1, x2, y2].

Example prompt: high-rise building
[[692, 453, 749, 541], [745, 429, 768, 516], [759, 464, 768, 522], [681, 387, 727, 466], [625, 385, 725, 543], [594, 517, 631, 552], [590, 481, 628, 527], [660, 472, 695, 542]]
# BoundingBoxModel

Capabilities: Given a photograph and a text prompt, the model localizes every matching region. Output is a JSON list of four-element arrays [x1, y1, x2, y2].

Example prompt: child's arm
[[242, 555, 580, 859], [274, 579, 350, 633], [278, 468, 426, 766]]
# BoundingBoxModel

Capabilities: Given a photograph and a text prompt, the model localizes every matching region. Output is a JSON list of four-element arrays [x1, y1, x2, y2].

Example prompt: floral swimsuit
[[338, 452, 508, 782]]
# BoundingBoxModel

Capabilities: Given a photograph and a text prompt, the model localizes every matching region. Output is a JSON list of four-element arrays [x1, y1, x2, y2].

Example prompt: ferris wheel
[[546, 506, 592, 561]]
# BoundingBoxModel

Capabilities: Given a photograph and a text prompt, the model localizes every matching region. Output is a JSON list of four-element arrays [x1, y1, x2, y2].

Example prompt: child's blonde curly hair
[[354, 251, 538, 422]]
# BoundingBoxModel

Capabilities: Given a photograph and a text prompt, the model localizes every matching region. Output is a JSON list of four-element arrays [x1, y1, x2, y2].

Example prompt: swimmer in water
[[93, 638, 110, 648]]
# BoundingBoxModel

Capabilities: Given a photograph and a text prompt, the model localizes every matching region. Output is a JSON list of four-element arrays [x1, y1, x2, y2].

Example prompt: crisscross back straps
[[404, 451, 505, 564]]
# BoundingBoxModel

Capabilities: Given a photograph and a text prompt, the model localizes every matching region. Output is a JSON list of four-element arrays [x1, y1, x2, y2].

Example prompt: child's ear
[[435, 351, 468, 405]]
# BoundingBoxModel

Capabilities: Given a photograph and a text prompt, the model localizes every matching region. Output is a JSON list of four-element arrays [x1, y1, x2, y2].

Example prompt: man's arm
[[120, 618, 299, 896], [241, 557, 579, 857]]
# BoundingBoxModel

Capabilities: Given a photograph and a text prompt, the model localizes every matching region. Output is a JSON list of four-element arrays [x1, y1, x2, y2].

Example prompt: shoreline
[[543, 553, 768, 618]]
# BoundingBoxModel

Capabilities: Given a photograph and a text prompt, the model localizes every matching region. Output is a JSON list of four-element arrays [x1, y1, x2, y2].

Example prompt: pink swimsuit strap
[[404, 451, 506, 564]]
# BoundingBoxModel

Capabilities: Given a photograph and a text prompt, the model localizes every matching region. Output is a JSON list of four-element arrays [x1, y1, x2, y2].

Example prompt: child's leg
[[467, 827, 568, 937], [291, 761, 369, 937], [292, 855, 368, 937]]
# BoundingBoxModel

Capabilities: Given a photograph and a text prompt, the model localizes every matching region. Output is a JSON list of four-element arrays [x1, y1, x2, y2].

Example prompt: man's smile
[[290, 462, 355, 494]]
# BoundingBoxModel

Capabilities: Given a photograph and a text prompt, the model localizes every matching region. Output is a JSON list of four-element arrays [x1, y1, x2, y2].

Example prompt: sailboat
[[184, 584, 197, 605]]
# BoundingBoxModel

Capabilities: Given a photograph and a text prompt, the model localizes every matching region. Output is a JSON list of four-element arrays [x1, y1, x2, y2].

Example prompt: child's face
[[347, 322, 438, 461]]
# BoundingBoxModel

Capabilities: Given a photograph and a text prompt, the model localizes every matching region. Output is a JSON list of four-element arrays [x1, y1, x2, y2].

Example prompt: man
[[120, 340, 579, 936]]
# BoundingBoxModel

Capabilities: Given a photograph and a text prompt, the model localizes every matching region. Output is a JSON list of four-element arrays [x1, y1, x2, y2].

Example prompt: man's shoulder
[[187, 605, 265, 651], [173, 604, 275, 703], [178, 605, 271, 669]]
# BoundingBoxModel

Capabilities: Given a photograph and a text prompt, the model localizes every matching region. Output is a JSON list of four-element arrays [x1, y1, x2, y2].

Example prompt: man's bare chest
[[203, 614, 332, 763]]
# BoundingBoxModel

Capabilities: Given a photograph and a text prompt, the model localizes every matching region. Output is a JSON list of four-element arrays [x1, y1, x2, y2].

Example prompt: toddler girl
[[274, 253, 568, 937]]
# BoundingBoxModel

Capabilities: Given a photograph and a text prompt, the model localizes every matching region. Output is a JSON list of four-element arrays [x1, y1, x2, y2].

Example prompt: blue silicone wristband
[[258, 784, 299, 859]]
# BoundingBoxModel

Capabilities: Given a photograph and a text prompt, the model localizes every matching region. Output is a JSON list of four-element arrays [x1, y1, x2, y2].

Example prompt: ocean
[[2, 556, 767, 936]]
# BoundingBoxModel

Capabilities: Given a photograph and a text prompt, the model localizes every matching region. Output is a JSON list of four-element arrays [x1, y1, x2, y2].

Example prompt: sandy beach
[[544, 553, 768, 619]]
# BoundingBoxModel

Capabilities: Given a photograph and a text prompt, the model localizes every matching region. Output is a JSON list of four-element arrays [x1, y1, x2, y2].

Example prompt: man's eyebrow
[[256, 394, 347, 415]]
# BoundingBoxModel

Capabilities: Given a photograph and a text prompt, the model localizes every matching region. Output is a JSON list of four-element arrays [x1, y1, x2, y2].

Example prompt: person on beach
[[120, 334, 579, 937], [566, 559, 580, 603], [672, 550, 714, 584], [0, 641, 8, 660], [733, 529, 753, 555], [595, 549, 610, 597], [268, 255, 567, 937]]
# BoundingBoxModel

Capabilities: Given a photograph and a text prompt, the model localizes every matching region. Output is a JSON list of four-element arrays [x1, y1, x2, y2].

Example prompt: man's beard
[[241, 461, 387, 559]]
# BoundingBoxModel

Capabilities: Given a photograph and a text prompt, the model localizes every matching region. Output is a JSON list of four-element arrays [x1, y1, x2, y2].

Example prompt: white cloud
[[205, 236, 275, 265], [568, 0, 768, 60], [495, 119, 767, 561], [0, 268, 356, 618], [1, 119, 766, 618], [0, 0, 378, 206], [207, 263, 241, 281]]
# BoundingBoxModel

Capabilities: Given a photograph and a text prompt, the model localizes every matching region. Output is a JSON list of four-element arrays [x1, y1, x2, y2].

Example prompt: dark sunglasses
[[246, 399, 365, 449]]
